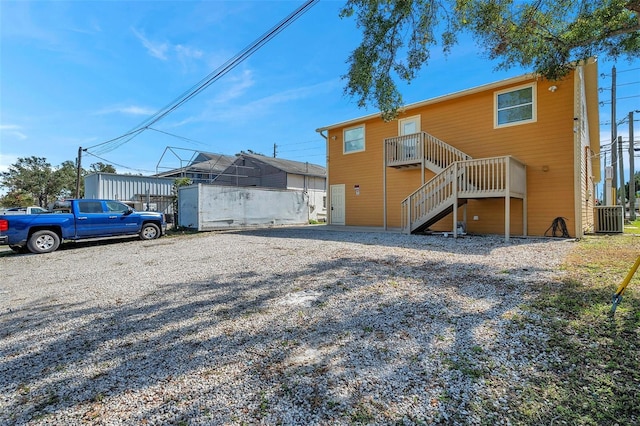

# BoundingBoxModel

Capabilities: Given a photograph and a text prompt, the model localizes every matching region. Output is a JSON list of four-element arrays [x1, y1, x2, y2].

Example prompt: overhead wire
[[83, 150, 156, 174], [85, 0, 319, 157], [147, 127, 208, 146]]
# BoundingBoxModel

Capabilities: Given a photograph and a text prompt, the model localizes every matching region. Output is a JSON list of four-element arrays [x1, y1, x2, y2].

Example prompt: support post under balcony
[[453, 162, 459, 238]]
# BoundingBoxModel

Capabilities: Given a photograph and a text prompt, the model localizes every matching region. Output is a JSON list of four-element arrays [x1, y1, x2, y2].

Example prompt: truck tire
[[139, 223, 161, 240], [27, 230, 61, 254]]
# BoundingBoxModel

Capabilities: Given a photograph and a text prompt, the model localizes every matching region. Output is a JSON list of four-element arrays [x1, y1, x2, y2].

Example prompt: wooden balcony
[[385, 132, 471, 173]]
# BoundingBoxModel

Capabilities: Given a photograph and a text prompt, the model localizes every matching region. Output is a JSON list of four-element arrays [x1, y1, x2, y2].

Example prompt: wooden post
[[505, 157, 510, 242], [453, 162, 458, 238]]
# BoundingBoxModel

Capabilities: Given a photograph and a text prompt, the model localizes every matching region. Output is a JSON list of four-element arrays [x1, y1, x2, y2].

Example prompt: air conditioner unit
[[594, 206, 624, 233]]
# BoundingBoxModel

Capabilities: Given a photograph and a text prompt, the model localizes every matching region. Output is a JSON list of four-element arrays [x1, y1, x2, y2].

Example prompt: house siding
[[324, 61, 599, 237]]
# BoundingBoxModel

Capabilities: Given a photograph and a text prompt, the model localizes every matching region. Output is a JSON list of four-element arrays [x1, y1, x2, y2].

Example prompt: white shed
[[84, 172, 175, 215], [178, 184, 309, 231]]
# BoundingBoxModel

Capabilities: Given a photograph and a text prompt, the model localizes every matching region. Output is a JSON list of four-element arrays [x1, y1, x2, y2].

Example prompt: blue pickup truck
[[0, 199, 166, 254]]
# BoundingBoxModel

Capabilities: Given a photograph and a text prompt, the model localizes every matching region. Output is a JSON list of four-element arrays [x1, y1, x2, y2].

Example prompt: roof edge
[[315, 72, 537, 132]]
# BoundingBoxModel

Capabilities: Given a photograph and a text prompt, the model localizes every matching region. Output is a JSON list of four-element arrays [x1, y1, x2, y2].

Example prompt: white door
[[330, 184, 345, 225], [398, 116, 421, 158], [399, 115, 420, 136]]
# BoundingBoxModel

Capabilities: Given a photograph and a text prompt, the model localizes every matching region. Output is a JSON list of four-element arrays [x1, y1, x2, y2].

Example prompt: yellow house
[[316, 59, 600, 240]]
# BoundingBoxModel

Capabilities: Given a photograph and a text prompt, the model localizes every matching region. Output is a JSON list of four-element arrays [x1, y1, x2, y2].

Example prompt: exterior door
[[398, 116, 421, 158], [75, 200, 138, 237], [330, 184, 345, 225], [399, 117, 420, 136]]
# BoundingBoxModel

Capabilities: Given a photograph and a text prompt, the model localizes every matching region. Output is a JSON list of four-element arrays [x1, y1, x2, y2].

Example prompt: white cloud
[[131, 27, 168, 60], [94, 105, 156, 116], [176, 44, 203, 60], [0, 124, 27, 140], [172, 79, 338, 127], [211, 69, 255, 103]]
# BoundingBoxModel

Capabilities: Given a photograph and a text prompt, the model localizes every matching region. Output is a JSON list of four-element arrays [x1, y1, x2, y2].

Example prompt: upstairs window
[[344, 125, 365, 154], [495, 84, 536, 128]]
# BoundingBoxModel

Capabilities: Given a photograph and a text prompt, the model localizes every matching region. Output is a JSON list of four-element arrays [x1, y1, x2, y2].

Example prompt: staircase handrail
[[422, 132, 471, 168], [385, 131, 472, 170], [402, 156, 525, 232]]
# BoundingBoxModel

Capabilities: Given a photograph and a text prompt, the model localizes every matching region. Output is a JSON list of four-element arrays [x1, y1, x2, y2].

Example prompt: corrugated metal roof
[[240, 154, 326, 177]]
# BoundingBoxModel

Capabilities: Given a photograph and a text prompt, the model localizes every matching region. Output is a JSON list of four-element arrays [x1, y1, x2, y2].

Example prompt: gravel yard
[[0, 227, 574, 425]]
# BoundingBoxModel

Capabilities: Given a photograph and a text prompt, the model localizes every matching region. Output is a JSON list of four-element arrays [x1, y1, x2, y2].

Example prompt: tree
[[0, 157, 58, 207], [55, 160, 79, 199], [0, 190, 36, 208], [341, 0, 640, 120], [0, 156, 88, 207], [625, 170, 640, 199], [89, 162, 116, 174]]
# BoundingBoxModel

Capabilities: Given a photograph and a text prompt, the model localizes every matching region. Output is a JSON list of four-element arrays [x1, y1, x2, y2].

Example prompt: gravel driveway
[[0, 227, 574, 425]]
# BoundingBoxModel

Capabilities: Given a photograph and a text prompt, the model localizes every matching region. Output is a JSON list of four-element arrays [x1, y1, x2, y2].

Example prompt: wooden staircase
[[385, 132, 527, 239]]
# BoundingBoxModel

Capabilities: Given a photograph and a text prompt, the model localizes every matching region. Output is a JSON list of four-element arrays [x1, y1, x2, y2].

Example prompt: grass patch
[[508, 234, 640, 424], [624, 218, 640, 234]]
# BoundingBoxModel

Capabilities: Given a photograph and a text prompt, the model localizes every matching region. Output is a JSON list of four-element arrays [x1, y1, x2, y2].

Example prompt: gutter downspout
[[317, 129, 329, 225]]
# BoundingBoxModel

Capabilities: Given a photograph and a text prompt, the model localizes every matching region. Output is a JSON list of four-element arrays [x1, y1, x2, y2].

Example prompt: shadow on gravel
[[0, 246, 562, 424], [0, 236, 144, 257]]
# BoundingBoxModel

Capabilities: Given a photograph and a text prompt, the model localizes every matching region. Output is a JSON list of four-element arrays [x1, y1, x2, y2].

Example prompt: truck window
[[105, 201, 130, 213], [78, 201, 104, 214]]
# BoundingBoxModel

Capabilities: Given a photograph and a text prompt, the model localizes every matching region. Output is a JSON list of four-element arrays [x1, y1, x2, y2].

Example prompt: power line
[[83, 151, 155, 174], [147, 128, 208, 147], [276, 139, 323, 147], [600, 67, 640, 77], [85, 0, 319, 156]]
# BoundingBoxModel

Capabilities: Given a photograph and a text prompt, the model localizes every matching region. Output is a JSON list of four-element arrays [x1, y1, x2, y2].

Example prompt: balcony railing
[[385, 132, 471, 172], [401, 156, 526, 234]]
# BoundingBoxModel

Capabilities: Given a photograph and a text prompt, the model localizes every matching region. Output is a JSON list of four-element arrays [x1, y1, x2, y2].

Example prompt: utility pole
[[610, 66, 617, 205], [75, 146, 83, 198], [273, 143, 277, 158], [618, 135, 624, 207], [630, 111, 636, 220]]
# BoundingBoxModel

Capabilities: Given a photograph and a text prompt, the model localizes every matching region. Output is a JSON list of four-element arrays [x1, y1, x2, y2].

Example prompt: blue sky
[[0, 0, 638, 193]]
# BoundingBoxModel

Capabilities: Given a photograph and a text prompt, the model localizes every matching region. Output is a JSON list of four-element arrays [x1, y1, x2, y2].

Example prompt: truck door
[[75, 200, 110, 237], [75, 200, 138, 237], [104, 200, 139, 234]]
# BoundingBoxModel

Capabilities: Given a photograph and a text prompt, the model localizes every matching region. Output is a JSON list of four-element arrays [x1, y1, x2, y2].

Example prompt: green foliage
[[89, 162, 116, 174], [624, 171, 639, 200], [55, 160, 79, 200], [0, 157, 62, 207], [0, 190, 36, 208], [0, 157, 121, 207], [341, 0, 640, 119]]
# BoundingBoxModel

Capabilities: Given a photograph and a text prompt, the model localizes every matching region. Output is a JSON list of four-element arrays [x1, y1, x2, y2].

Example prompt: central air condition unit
[[594, 206, 624, 233]]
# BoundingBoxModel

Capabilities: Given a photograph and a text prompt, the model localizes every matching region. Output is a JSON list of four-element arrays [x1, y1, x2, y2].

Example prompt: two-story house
[[316, 59, 600, 240]]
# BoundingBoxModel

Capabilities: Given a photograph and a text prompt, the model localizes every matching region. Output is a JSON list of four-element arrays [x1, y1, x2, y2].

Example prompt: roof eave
[[315, 72, 537, 132]]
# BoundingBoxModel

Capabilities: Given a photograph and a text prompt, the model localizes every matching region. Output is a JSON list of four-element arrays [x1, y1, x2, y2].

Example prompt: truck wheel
[[139, 223, 160, 240], [27, 230, 61, 254]]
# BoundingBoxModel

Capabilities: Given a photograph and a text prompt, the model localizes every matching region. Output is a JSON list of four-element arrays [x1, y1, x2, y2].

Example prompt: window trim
[[398, 115, 421, 136], [343, 124, 365, 154], [494, 83, 537, 128]]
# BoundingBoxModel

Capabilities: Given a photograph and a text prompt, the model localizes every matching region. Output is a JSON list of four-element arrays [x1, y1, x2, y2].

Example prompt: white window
[[344, 125, 365, 154], [495, 84, 536, 128]]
